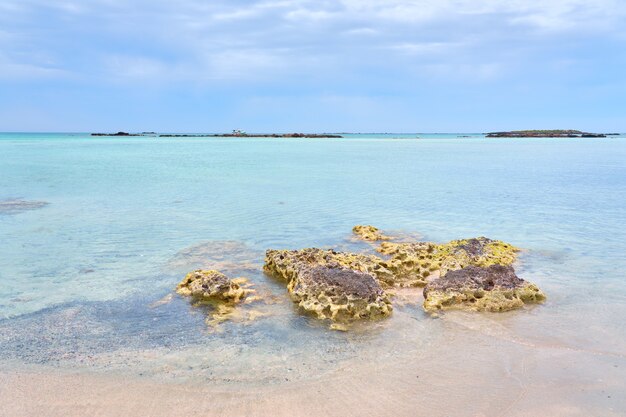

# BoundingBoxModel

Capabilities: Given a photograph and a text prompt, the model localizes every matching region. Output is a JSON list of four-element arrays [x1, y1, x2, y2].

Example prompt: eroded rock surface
[[377, 237, 519, 285], [352, 225, 391, 242], [423, 265, 545, 312], [264, 248, 395, 286], [177, 270, 262, 328], [177, 270, 248, 303], [264, 249, 392, 326]]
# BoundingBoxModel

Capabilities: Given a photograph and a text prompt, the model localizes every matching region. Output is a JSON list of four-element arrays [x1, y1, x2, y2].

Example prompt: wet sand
[[2, 310, 624, 417]]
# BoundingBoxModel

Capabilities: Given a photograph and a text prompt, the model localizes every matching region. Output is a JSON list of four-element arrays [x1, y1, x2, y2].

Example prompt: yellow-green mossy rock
[[177, 270, 248, 303], [352, 225, 391, 241], [436, 237, 519, 275], [422, 264, 546, 312], [376, 241, 440, 287], [264, 249, 392, 324], [264, 248, 395, 287], [377, 237, 519, 286]]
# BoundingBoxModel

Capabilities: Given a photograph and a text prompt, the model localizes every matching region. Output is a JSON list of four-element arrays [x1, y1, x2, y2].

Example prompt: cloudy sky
[[0, 0, 625, 132]]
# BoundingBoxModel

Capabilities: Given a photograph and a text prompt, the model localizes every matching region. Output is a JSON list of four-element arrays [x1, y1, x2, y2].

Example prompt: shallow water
[[1, 133, 625, 414]]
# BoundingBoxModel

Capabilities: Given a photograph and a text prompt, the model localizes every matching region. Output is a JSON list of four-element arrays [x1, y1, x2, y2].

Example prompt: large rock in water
[[377, 236, 519, 285], [177, 270, 248, 303], [422, 264, 546, 312], [264, 247, 396, 287], [264, 249, 392, 325]]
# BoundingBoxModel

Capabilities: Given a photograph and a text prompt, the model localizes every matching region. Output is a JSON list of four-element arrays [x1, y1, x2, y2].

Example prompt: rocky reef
[[176, 227, 545, 330], [265, 249, 392, 327], [423, 265, 546, 312], [352, 225, 392, 241]]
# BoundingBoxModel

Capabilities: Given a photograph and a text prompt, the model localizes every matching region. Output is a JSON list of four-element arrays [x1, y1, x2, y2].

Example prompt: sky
[[0, 0, 625, 133]]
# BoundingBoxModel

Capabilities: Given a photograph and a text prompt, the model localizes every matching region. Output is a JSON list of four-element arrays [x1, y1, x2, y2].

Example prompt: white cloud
[[389, 42, 465, 56], [0, 0, 624, 84], [0, 54, 69, 80], [342, 27, 379, 36]]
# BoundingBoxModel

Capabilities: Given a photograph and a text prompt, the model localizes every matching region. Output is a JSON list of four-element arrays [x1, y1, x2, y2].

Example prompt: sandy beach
[[3, 307, 624, 417]]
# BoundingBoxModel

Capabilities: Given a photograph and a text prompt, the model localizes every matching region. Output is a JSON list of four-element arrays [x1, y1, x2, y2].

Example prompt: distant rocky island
[[486, 130, 607, 138], [91, 131, 342, 138]]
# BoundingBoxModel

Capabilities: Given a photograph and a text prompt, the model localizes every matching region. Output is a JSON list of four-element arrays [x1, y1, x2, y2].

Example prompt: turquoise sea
[[1, 133, 625, 414]]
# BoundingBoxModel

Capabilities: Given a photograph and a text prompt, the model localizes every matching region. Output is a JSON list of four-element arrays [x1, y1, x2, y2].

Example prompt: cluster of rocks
[[176, 225, 546, 329]]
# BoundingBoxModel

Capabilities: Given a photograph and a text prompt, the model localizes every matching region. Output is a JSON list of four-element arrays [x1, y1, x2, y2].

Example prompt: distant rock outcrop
[[486, 130, 606, 138], [91, 131, 143, 136]]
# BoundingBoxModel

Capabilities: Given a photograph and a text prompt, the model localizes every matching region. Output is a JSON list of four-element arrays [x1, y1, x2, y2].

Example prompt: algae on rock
[[264, 249, 392, 326], [422, 264, 545, 312], [377, 237, 519, 287], [264, 248, 396, 288], [352, 225, 392, 242], [436, 237, 519, 275], [177, 270, 258, 328], [177, 269, 249, 303]]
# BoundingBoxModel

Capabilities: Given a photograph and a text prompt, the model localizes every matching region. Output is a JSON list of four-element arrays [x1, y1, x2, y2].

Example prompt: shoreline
[[2, 314, 624, 417]]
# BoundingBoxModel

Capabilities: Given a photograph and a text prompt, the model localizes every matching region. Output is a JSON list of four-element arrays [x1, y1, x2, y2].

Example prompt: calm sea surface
[[1, 133, 625, 412]]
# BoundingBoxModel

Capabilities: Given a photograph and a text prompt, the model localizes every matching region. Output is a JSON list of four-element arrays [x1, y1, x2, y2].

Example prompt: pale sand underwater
[[2, 309, 624, 417]]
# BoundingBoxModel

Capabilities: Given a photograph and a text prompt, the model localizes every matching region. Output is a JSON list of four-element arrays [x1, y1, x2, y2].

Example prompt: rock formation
[[177, 270, 249, 303], [378, 237, 519, 283], [352, 225, 392, 241], [423, 264, 546, 312], [264, 249, 392, 327]]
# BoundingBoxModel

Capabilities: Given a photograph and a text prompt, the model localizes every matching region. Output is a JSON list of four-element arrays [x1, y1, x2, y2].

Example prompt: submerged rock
[[177, 270, 248, 303], [422, 265, 546, 312], [264, 249, 392, 326], [352, 225, 391, 242], [167, 240, 263, 275], [177, 270, 263, 329], [0, 199, 49, 215]]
